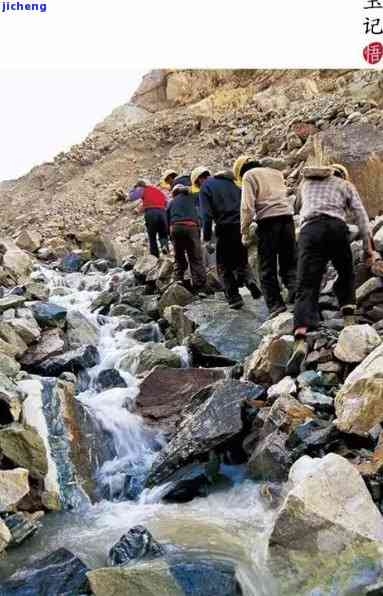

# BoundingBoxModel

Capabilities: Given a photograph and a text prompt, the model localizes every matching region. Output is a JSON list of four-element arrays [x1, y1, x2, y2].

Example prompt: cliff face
[[0, 69, 382, 255]]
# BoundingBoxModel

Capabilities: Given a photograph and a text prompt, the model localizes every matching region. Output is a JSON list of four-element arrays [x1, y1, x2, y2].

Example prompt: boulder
[[0, 295, 26, 314], [244, 335, 294, 384], [96, 368, 127, 391], [356, 277, 383, 304], [159, 283, 194, 315], [32, 302, 67, 329], [0, 468, 30, 512], [146, 381, 261, 486], [25, 281, 50, 301], [67, 310, 99, 349], [164, 305, 194, 343], [0, 519, 11, 553], [4, 511, 40, 546], [128, 323, 161, 344], [15, 230, 42, 252], [0, 548, 90, 594], [267, 377, 297, 401], [89, 234, 123, 266], [264, 395, 315, 435], [298, 388, 334, 412], [0, 353, 20, 377], [120, 343, 181, 375], [0, 320, 28, 357], [269, 453, 383, 566], [134, 255, 158, 281], [320, 123, 383, 217], [334, 324, 381, 363], [135, 367, 226, 432], [20, 328, 65, 369], [8, 316, 41, 344], [248, 430, 290, 481], [335, 343, 383, 435], [258, 311, 294, 337], [59, 254, 83, 273], [32, 345, 99, 377], [0, 374, 22, 424], [184, 296, 268, 362], [0, 423, 48, 479], [1, 239, 34, 284], [108, 526, 165, 567]]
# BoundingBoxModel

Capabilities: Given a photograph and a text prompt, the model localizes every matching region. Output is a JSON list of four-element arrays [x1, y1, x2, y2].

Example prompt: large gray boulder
[[146, 380, 261, 487], [67, 310, 99, 349], [334, 324, 381, 363], [120, 343, 181, 375]]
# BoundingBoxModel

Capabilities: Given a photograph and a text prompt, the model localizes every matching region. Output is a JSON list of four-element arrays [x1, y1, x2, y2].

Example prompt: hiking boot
[[247, 281, 262, 300], [229, 296, 244, 310], [286, 338, 308, 377], [268, 304, 287, 320]]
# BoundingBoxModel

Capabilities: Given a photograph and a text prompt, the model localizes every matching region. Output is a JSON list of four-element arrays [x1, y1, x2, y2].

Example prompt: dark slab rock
[[135, 367, 227, 433], [20, 329, 65, 370], [248, 430, 290, 482], [96, 369, 127, 391], [169, 557, 243, 596], [146, 380, 261, 487], [0, 547, 90, 595], [184, 296, 268, 362], [4, 512, 40, 546], [128, 323, 161, 344], [161, 464, 211, 503], [108, 525, 165, 567], [59, 254, 83, 273], [32, 345, 100, 377], [31, 303, 67, 329]]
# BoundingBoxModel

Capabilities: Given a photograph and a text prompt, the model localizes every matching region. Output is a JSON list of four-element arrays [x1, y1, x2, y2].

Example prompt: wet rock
[[90, 290, 118, 313], [0, 423, 48, 479], [248, 430, 290, 481], [128, 323, 161, 343], [25, 281, 50, 301], [161, 464, 211, 503], [0, 295, 26, 314], [31, 302, 67, 329], [15, 230, 42, 252], [59, 253, 83, 273], [0, 321, 28, 357], [108, 525, 165, 567], [159, 283, 194, 315], [146, 381, 260, 486], [135, 367, 226, 432], [0, 468, 30, 512], [334, 324, 381, 363], [32, 345, 99, 377], [20, 328, 65, 370], [67, 310, 99, 349], [123, 343, 181, 375], [96, 368, 127, 391], [164, 305, 195, 343], [185, 296, 268, 362], [244, 335, 294, 384], [0, 548, 90, 595], [286, 419, 338, 454], [269, 453, 383, 567], [4, 511, 40, 545]]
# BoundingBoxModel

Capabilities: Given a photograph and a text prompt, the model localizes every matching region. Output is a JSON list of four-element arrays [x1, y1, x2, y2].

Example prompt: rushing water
[[0, 265, 279, 595]]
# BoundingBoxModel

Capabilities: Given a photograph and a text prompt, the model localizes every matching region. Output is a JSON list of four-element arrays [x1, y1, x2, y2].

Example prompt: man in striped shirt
[[287, 163, 373, 375]]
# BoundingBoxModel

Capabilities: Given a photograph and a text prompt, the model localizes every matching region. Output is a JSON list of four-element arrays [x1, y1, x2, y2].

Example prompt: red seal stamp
[[363, 41, 383, 64]]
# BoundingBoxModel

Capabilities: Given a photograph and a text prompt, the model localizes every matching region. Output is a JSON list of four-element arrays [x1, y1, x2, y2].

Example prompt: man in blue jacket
[[193, 167, 261, 309]]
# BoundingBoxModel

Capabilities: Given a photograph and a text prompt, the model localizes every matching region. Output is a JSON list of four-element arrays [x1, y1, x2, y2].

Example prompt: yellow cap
[[233, 155, 254, 184], [161, 169, 178, 184], [331, 163, 350, 181], [191, 166, 210, 189]]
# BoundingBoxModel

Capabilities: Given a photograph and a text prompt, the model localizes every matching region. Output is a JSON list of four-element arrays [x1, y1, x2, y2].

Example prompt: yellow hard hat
[[191, 166, 210, 189], [331, 163, 350, 181], [233, 155, 254, 185], [161, 169, 178, 183]]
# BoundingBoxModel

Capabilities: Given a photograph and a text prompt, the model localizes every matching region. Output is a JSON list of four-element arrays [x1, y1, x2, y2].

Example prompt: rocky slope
[[0, 69, 382, 260]]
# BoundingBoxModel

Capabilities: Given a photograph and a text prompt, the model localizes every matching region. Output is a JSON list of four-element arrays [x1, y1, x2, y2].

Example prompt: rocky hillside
[[1, 69, 383, 259]]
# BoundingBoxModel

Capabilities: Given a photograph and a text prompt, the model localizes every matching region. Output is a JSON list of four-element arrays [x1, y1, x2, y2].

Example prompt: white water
[[2, 265, 279, 594]]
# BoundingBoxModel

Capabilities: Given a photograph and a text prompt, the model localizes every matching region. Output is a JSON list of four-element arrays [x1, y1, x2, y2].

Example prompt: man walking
[[129, 179, 169, 258], [235, 156, 297, 318], [167, 183, 207, 295], [193, 166, 261, 309], [287, 163, 372, 375]]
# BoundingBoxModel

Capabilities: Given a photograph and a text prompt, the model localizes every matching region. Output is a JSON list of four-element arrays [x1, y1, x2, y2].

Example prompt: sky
[[0, 69, 146, 182]]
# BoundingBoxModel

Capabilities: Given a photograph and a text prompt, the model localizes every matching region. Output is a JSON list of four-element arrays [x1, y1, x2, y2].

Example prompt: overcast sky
[[0, 69, 146, 182]]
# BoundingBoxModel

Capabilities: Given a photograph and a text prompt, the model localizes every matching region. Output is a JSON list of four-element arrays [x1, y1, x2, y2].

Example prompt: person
[[167, 183, 207, 295], [287, 163, 373, 375], [234, 155, 297, 318], [159, 169, 178, 201], [193, 166, 261, 309], [129, 179, 169, 258]]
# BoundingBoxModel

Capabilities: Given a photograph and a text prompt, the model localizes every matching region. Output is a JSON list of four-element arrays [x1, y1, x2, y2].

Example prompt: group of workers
[[128, 157, 373, 375]]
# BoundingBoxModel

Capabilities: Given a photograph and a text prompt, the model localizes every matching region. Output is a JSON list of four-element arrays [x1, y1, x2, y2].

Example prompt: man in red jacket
[[129, 179, 169, 257]]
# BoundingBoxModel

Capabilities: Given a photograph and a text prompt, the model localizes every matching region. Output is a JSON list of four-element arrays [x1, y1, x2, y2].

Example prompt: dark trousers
[[170, 225, 207, 290], [144, 208, 169, 258], [257, 215, 297, 311], [216, 223, 257, 304], [294, 215, 356, 330]]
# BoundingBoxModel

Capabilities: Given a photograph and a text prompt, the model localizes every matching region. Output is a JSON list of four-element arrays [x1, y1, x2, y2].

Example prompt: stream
[[0, 265, 277, 595]]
